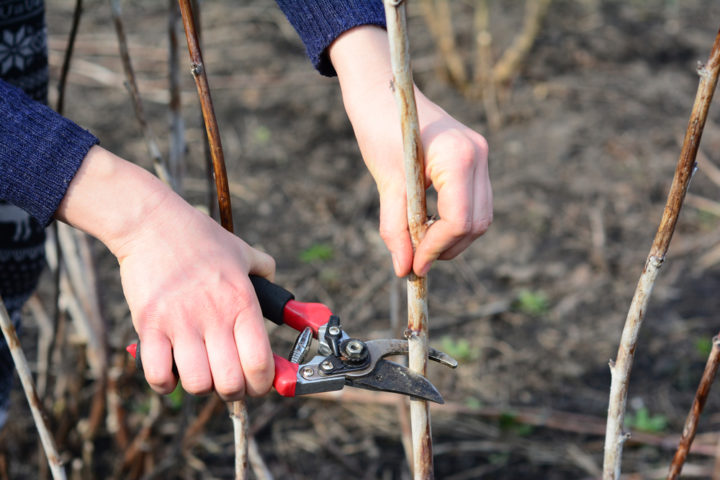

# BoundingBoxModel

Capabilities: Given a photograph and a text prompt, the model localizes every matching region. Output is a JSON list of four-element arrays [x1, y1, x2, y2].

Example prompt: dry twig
[[492, 0, 552, 86], [383, 1, 433, 477], [168, 0, 186, 193], [418, 0, 466, 88], [0, 297, 65, 479], [55, 0, 83, 115], [110, 0, 173, 187], [602, 27, 720, 480], [667, 335, 720, 479]]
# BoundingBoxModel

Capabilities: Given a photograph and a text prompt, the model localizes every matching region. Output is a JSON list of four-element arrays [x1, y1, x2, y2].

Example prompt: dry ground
[[3, 0, 720, 478]]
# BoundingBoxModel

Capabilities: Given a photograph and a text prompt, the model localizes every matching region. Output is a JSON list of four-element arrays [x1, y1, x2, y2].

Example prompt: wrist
[[55, 146, 175, 258], [329, 26, 394, 110]]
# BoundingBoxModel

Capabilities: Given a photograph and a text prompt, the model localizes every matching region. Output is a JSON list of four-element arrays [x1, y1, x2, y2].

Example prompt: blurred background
[[3, 0, 720, 478]]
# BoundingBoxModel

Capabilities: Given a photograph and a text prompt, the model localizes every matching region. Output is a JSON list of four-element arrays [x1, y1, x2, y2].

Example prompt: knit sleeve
[[275, 0, 386, 77], [0, 79, 99, 226]]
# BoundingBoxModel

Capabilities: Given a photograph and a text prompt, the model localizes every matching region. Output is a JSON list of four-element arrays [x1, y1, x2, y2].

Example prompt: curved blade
[[345, 359, 445, 404], [364, 339, 458, 368]]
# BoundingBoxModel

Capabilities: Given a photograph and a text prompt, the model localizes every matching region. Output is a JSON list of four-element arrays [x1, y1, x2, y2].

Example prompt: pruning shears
[[128, 276, 457, 403]]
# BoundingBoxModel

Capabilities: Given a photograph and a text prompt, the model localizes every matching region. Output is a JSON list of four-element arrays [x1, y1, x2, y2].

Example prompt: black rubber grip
[[249, 275, 294, 326]]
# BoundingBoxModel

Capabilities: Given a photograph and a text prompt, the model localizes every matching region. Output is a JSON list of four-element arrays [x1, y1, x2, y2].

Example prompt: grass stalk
[[383, 1, 433, 478], [666, 334, 720, 479], [602, 27, 720, 480], [0, 297, 66, 479]]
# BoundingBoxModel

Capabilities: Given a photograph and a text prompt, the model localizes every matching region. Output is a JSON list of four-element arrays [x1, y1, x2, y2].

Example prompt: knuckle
[[474, 215, 493, 235], [181, 374, 213, 396], [378, 226, 400, 243], [448, 219, 474, 238], [214, 377, 245, 399], [146, 375, 176, 395], [472, 133, 489, 158], [432, 131, 478, 167], [242, 357, 274, 396]]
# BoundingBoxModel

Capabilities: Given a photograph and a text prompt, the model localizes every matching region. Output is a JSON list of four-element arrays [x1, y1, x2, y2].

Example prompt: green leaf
[[440, 336, 476, 362], [625, 407, 667, 433], [299, 243, 334, 263], [252, 125, 271, 145], [167, 383, 184, 411], [498, 412, 534, 436], [696, 337, 713, 358], [514, 289, 550, 316]]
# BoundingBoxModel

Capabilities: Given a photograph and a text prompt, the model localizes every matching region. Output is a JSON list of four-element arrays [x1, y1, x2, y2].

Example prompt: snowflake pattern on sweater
[[0, 0, 48, 428]]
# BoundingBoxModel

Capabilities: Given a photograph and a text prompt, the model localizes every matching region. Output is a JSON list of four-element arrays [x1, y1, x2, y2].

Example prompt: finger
[[414, 166, 476, 275], [234, 279, 274, 397], [413, 218, 470, 275], [173, 334, 213, 396], [205, 329, 245, 401], [247, 245, 276, 282], [378, 186, 414, 277], [140, 329, 177, 395], [437, 164, 493, 261]]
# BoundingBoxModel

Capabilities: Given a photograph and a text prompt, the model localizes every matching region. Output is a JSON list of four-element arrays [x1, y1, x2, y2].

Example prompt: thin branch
[[56, 0, 83, 115], [602, 27, 720, 480], [473, 0, 501, 129], [667, 334, 720, 479], [56, 223, 107, 378], [418, 0, 467, 89], [492, 0, 552, 86], [0, 297, 66, 479], [177, 0, 233, 231], [110, 0, 173, 188], [309, 389, 720, 456], [383, 1, 433, 478], [176, 2, 246, 478], [248, 437, 274, 480], [168, 0, 186, 194]]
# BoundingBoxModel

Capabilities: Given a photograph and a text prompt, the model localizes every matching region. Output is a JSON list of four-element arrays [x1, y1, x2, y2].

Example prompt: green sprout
[[299, 243, 334, 263], [625, 407, 667, 433], [514, 289, 550, 316]]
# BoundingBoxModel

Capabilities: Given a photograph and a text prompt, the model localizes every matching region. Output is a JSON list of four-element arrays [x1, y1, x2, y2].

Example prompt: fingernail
[[419, 262, 431, 277], [392, 253, 401, 275]]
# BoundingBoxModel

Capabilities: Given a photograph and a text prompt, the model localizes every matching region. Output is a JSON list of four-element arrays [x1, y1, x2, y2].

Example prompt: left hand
[[330, 26, 493, 277]]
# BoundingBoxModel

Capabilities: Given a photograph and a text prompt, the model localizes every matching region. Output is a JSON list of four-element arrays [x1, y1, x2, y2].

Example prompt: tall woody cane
[[0, 298, 66, 479], [603, 26, 720, 480], [383, 1, 434, 478], [175, 1, 248, 478]]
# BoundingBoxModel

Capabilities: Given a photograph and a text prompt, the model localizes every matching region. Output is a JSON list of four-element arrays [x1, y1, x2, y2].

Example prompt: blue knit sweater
[[0, 0, 386, 226]]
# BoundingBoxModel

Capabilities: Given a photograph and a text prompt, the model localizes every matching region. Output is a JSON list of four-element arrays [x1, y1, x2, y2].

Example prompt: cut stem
[[383, 1, 433, 478], [602, 26, 720, 480]]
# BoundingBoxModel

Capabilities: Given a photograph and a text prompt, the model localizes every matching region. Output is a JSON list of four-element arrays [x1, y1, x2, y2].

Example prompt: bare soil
[[3, 0, 720, 478]]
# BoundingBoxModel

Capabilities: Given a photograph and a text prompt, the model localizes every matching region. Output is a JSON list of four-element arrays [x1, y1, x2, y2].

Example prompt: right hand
[[56, 146, 276, 400]]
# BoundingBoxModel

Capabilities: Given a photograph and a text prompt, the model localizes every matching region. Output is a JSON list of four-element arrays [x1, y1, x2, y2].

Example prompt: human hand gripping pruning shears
[[127, 276, 457, 403]]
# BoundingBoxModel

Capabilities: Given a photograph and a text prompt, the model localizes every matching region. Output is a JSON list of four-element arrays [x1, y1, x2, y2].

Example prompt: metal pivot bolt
[[300, 367, 314, 379], [344, 339, 368, 363], [320, 360, 334, 372]]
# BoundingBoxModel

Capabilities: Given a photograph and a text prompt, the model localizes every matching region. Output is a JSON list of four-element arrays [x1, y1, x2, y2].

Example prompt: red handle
[[272, 353, 299, 397], [283, 300, 333, 336]]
